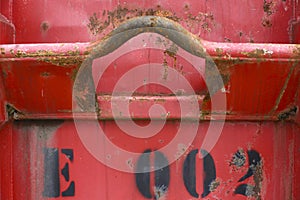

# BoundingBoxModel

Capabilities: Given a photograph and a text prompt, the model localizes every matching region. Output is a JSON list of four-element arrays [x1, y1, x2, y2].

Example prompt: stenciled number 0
[[135, 149, 262, 199], [134, 149, 216, 199]]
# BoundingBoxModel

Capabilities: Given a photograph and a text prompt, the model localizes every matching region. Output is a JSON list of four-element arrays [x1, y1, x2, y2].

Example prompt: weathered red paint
[[0, 0, 299, 44], [0, 0, 299, 200], [0, 121, 299, 199], [0, 41, 298, 121]]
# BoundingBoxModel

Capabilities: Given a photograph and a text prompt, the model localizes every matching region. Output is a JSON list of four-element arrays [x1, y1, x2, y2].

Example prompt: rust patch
[[8, 48, 87, 67], [184, 11, 214, 33], [215, 48, 223, 57], [67, 47, 80, 56], [87, 5, 214, 37], [87, 13, 102, 35], [162, 62, 169, 80], [164, 43, 178, 59], [6, 104, 24, 120], [87, 6, 179, 36], [159, 41, 181, 77], [2, 68, 8, 78], [240, 49, 271, 63], [40, 56, 84, 67], [202, 67, 230, 102], [154, 98, 166, 103], [175, 143, 194, 160], [214, 57, 246, 69], [136, 98, 150, 102], [209, 179, 220, 192], [230, 149, 246, 168], [252, 161, 263, 200], [40, 21, 50, 32], [0, 48, 5, 55], [155, 39, 179, 80], [70, 65, 80, 81], [41, 72, 50, 77], [126, 158, 134, 169], [224, 37, 232, 42], [262, 18, 272, 27], [234, 160, 264, 199], [241, 49, 265, 58], [204, 57, 239, 94], [263, 0, 276, 16], [164, 43, 178, 69], [262, 1, 275, 28], [106, 154, 111, 160], [203, 56, 247, 104], [244, 185, 255, 197], [292, 46, 300, 58], [12, 49, 55, 58], [1, 63, 11, 78], [154, 185, 168, 200], [11, 48, 85, 58], [278, 106, 298, 120]]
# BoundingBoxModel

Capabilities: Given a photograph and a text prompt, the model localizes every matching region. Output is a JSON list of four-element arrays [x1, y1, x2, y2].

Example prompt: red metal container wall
[[1, 0, 299, 44], [0, 121, 299, 199], [0, 0, 299, 200]]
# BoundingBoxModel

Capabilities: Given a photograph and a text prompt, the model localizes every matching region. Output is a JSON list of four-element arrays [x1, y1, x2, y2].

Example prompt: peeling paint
[[209, 179, 220, 192], [241, 49, 267, 58], [263, 0, 276, 16], [262, 0, 276, 28], [6, 104, 24, 120], [14, 50, 56, 58], [215, 48, 223, 57], [40, 56, 84, 67], [230, 149, 246, 168], [0, 48, 5, 55], [5, 48, 88, 67], [87, 6, 180, 36], [164, 43, 178, 59], [262, 18, 272, 28], [292, 46, 300, 58], [154, 185, 168, 200], [162, 61, 169, 80], [252, 161, 263, 200], [87, 5, 214, 37], [278, 106, 298, 120], [156, 38, 179, 80], [126, 158, 134, 169], [245, 185, 255, 196], [40, 21, 50, 32], [154, 98, 166, 103], [40, 72, 50, 77], [70, 66, 81, 81]]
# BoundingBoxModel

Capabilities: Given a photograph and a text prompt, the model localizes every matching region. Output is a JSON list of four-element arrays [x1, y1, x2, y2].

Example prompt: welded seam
[[269, 63, 297, 115]]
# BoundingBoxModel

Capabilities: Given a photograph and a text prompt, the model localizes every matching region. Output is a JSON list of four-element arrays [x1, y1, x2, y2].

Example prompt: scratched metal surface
[[0, 1, 300, 200]]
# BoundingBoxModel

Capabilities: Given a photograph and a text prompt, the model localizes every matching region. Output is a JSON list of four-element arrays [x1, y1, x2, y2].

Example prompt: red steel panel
[[0, 1, 299, 200], [0, 42, 298, 121], [0, 122, 13, 200], [4, 121, 298, 199], [0, 0, 299, 44]]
